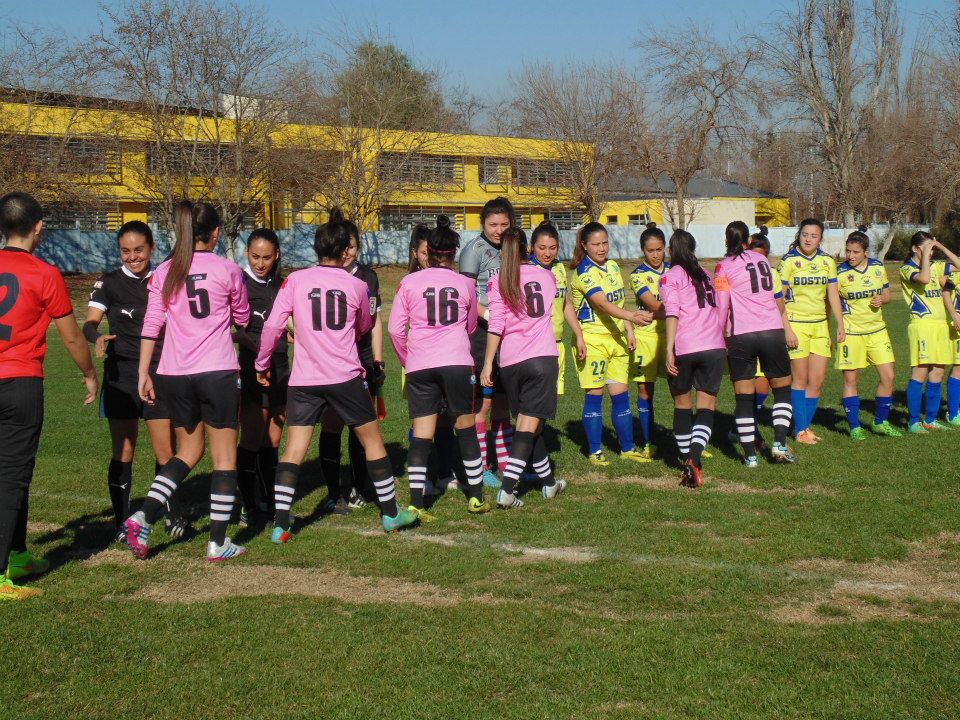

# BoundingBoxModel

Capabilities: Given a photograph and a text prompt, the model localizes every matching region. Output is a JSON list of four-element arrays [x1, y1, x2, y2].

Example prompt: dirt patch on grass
[[495, 543, 598, 564], [773, 532, 960, 624], [83, 548, 142, 568], [27, 521, 63, 533]]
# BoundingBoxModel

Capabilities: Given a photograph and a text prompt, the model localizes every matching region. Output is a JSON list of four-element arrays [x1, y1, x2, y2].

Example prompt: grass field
[[2, 262, 960, 719]]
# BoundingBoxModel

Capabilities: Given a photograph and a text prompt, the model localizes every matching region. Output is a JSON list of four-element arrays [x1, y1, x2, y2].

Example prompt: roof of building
[[607, 175, 785, 201]]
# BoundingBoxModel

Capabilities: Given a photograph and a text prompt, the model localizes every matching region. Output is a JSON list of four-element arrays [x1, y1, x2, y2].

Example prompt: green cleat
[[638, 444, 653, 459], [701, 449, 713, 459], [382, 506, 419, 533], [588, 451, 610, 467], [872, 420, 902, 437], [6, 550, 49, 581], [849, 427, 867, 441], [0, 575, 42, 601], [949, 415, 960, 428], [620, 449, 652, 463], [410, 505, 437, 523], [467, 497, 490, 514], [926, 420, 950, 431], [908, 422, 929, 434]]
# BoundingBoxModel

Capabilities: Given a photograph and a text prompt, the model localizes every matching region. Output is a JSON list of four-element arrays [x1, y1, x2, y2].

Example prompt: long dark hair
[[748, 225, 771, 255], [117, 220, 154, 247], [248, 227, 281, 283], [480, 196, 515, 226], [314, 207, 353, 262], [846, 225, 870, 253], [408, 223, 429, 273], [724, 220, 750, 257], [790, 218, 825, 253], [669, 229, 712, 307], [910, 230, 934, 250], [569, 221, 606, 269], [530, 218, 559, 246], [163, 200, 219, 306], [640, 221, 665, 250], [498, 227, 529, 314], [427, 215, 460, 267]]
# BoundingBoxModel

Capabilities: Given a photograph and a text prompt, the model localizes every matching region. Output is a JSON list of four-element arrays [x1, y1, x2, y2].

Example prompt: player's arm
[[82, 307, 116, 359], [660, 275, 679, 375], [779, 301, 798, 348], [932, 240, 960, 271], [563, 294, 586, 361], [585, 289, 651, 326], [482, 281, 506, 387], [914, 243, 933, 285], [637, 290, 665, 319], [943, 283, 960, 333], [664, 316, 679, 376], [256, 282, 293, 386], [54, 314, 98, 405], [386, 286, 411, 368], [825, 261, 845, 343]]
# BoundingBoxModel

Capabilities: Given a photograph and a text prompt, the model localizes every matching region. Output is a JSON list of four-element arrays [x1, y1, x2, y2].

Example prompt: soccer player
[[714, 221, 796, 466], [0, 192, 98, 600], [747, 229, 780, 423], [569, 221, 652, 465], [528, 219, 586, 395], [124, 200, 250, 562], [660, 229, 725, 487], [459, 197, 515, 487], [235, 228, 287, 523], [943, 264, 960, 425], [316, 211, 385, 513], [482, 227, 566, 509], [629, 223, 669, 456], [257, 214, 418, 541], [777, 219, 845, 444], [835, 228, 900, 439], [388, 215, 491, 517], [899, 232, 960, 431], [84, 221, 188, 542]]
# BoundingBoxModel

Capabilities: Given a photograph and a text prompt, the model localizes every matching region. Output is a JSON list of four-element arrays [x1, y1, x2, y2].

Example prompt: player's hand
[[631, 309, 653, 326], [82, 372, 99, 405], [574, 335, 587, 362], [257, 370, 272, 387], [785, 329, 799, 349], [480, 363, 494, 388], [869, 296, 883, 308], [953, 317, 960, 334], [836, 327, 846, 344], [138, 373, 155, 404], [369, 361, 386, 390], [625, 329, 636, 353], [666, 349, 678, 376], [94, 334, 116, 358]]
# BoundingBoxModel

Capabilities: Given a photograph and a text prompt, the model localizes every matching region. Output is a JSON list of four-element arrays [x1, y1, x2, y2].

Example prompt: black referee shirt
[[88, 265, 163, 362]]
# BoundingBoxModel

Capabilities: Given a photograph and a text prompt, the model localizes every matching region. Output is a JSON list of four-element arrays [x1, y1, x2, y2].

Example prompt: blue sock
[[610, 392, 634, 453], [948, 377, 960, 421], [906, 379, 923, 425], [841, 395, 861, 430], [924, 381, 942, 423], [791, 389, 807, 432], [582, 394, 604, 455], [805, 395, 820, 429], [636, 397, 652, 446], [755, 393, 768, 413], [874, 395, 892, 425]]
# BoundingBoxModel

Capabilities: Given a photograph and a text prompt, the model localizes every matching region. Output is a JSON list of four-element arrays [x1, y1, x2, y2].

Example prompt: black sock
[[347, 430, 373, 500], [689, 409, 715, 468], [530, 435, 555, 486], [734, 393, 757, 458], [501, 430, 535, 495], [273, 462, 300, 529], [256, 446, 279, 510], [318, 431, 342, 501], [455, 427, 484, 501], [435, 424, 457, 481], [366, 456, 399, 518], [209, 470, 238, 546], [406, 437, 433, 509], [11, 492, 28, 553], [236, 446, 259, 514], [673, 408, 693, 461], [141, 457, 191, 524], [107, 459, 132, 530], [772, 385, 793, 445]]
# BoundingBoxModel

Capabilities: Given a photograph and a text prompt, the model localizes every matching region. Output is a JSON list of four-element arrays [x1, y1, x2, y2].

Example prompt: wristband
[[82, 323, 103, 344], [483, 309, 490, 322]]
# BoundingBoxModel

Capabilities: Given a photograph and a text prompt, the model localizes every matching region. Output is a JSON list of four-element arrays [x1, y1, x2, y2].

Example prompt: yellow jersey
[[629, 262, 668, 334], [530, 258, 567, 341], [836, 259, 888, 335], [570, 257, 626, 337], [946, 268, 960, 315], [900, 259, 951, 322], [778, 248, 837, 322]]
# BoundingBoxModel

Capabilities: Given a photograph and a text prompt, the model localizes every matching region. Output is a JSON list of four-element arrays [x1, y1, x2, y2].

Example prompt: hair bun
[[646, 221, 657, 230], [436, 214, 451, 230], [537, 219, 556, 229], [328, 207, 344, 223], [857, 225, 868, 233], [759, 224, 769, 236]]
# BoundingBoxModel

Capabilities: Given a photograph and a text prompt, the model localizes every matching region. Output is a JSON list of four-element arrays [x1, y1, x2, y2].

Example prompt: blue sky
[[3, 0, 951, 99]]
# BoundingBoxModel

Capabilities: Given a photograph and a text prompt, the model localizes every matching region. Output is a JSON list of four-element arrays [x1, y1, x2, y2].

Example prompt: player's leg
[[490, 391, 514, 476], [107, 418, 138, 541], [144, 417, 190, 539], [237, 397, 267, 522], [948, 365, 960, 425], [840, 369, 864, 438], [733, 378, 758, 463], [688, 389, 717, 473], [908, 364, 930, 431], [577, 336, 608, 464], [258, 406, 284, 511], [925, 365, 946, 426], [804, 351, 829, 440], [633, 331, 659, 454], [790, 354, 811, 441], [206, 424, 245, 560], [871, 362, 898, 435], [272, 424, 315, 541], [442, 367, 488, 511], [636, 381, 655, 454], [409, 414, 438, 513], [317, 410, 345, 510], [671, 388, 693, 475], [497, 414, 543, 508], [768, 376, 795, 461], [607, 344, 641, 461]]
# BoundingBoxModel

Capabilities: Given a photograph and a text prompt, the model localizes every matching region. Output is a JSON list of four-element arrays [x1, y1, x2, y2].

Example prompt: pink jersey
[[142, 251, 250, 374], [256, 265, 372, 386], [713, 250, 783, 336], [487, 264, 559, 368], [388, 267, 477, 373], [660, 264, 725, 356]]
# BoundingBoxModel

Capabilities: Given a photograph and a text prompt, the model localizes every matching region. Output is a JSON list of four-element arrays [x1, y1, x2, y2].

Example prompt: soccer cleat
[[496, 489, 524, 509], [726, 428, 739, 444], [542, 479, 567, 499], [925, 420, 949, 431], [0, 575, 42, 601], [679, 463, 695, 488], [123, 511, 151, 560], [333, 499, 352, 515], [620, 449, 652, 464], [770, 442, 797, 464], [809, 430, 824, 442], [346, 490, 369, 510], [638, 444, 653, 459], [114, 528, 127, 545], [238, 507, 250, 527], [908, 422, 929, 434], [849, 427, 867, 441], [382, 507, 419, 532], [482, 469, 501, 488], [410, 505, 437, 523], [207, 538, 247, 562], [743, 455, 759, 468], [467, 497, 491, 514], [701, 449, 713, 459], [317, 495, 339, 514], [164, 515, 191, 540], [6, 550, 50, 580], [948, 415, 960, 428], [588, 451, 610, 467], [795, 429, 818, 445], [271, 526, 293, 544], [680, 459, 702, 488], [872, 420, 902, 437]]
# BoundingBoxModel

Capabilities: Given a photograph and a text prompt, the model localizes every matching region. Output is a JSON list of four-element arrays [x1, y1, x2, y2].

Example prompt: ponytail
[[498, 227, 528, 314], [162, 199, 220, 306], [569, 221, 606, 270], [668, 229, 712, 307], [426, 214, 460, 267], [408, 223, 429, 273], [724, 220, 750, 257]]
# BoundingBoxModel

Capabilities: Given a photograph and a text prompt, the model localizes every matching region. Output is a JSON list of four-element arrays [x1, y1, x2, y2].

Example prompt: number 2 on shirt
[[0, 273, 20, 341]]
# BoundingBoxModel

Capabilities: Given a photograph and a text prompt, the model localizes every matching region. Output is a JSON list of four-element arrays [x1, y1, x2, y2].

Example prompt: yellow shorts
[[557, 340, 566, 395], [836, 329, 894, 370], [909, 321, 953, 366], [576, 333, 630, 389], [788, 319, 831, 360], [631, 331, 665, 383]]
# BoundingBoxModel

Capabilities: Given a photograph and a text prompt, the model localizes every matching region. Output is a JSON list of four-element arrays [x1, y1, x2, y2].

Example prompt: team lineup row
[[1, 191, 959, 600]]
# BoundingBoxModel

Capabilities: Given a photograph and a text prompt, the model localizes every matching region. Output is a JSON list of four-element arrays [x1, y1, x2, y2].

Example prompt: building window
[[45, 204, 120, 231], [513, 207, 533, 230], [2, 134, 119, 175], [481, 157, 507, 185], [379, 206, 466, 231], [145, 143, 225, 176], [606, 215, 618, 224], [376, 153, 464, 188], [511, 159, 574, 188], [547, 209, 581, 230], [627, 213, 651, 225]]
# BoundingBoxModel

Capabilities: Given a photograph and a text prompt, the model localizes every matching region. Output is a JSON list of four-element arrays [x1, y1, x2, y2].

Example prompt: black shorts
[[405, 366, 476, 419], [500, 356, 559, 420], [0, 377, 44, 490], [726, 329, 791, 382], [100, 356, 168, 421], [158, 371, 240, 430], [239, 348, 289, 410], [668, 349, 726, 396], [470, 322, 502, 399], [287, 377, 376, 427]]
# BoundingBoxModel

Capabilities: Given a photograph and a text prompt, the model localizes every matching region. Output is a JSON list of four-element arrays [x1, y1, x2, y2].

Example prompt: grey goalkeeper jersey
[[458, 234, 501, 307]]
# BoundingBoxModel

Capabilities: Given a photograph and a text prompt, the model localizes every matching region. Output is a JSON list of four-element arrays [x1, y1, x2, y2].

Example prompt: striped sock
[[366, 457, 399, 518], [735, 393, 756, 457], [530, 436, 555, 486], [209, 470, 238, 546], [475, 421, 488, 469], [771, 386, 793, 444], [273, 462, 300, 530], [689, 409, 714, 468], [673, 408, 693, 461], [501, 431, 535, 495], [406, 437, 432, 509], [492, 419, 513, 470], [455, 427, 484, 501], [141, 457, 191, 524]]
